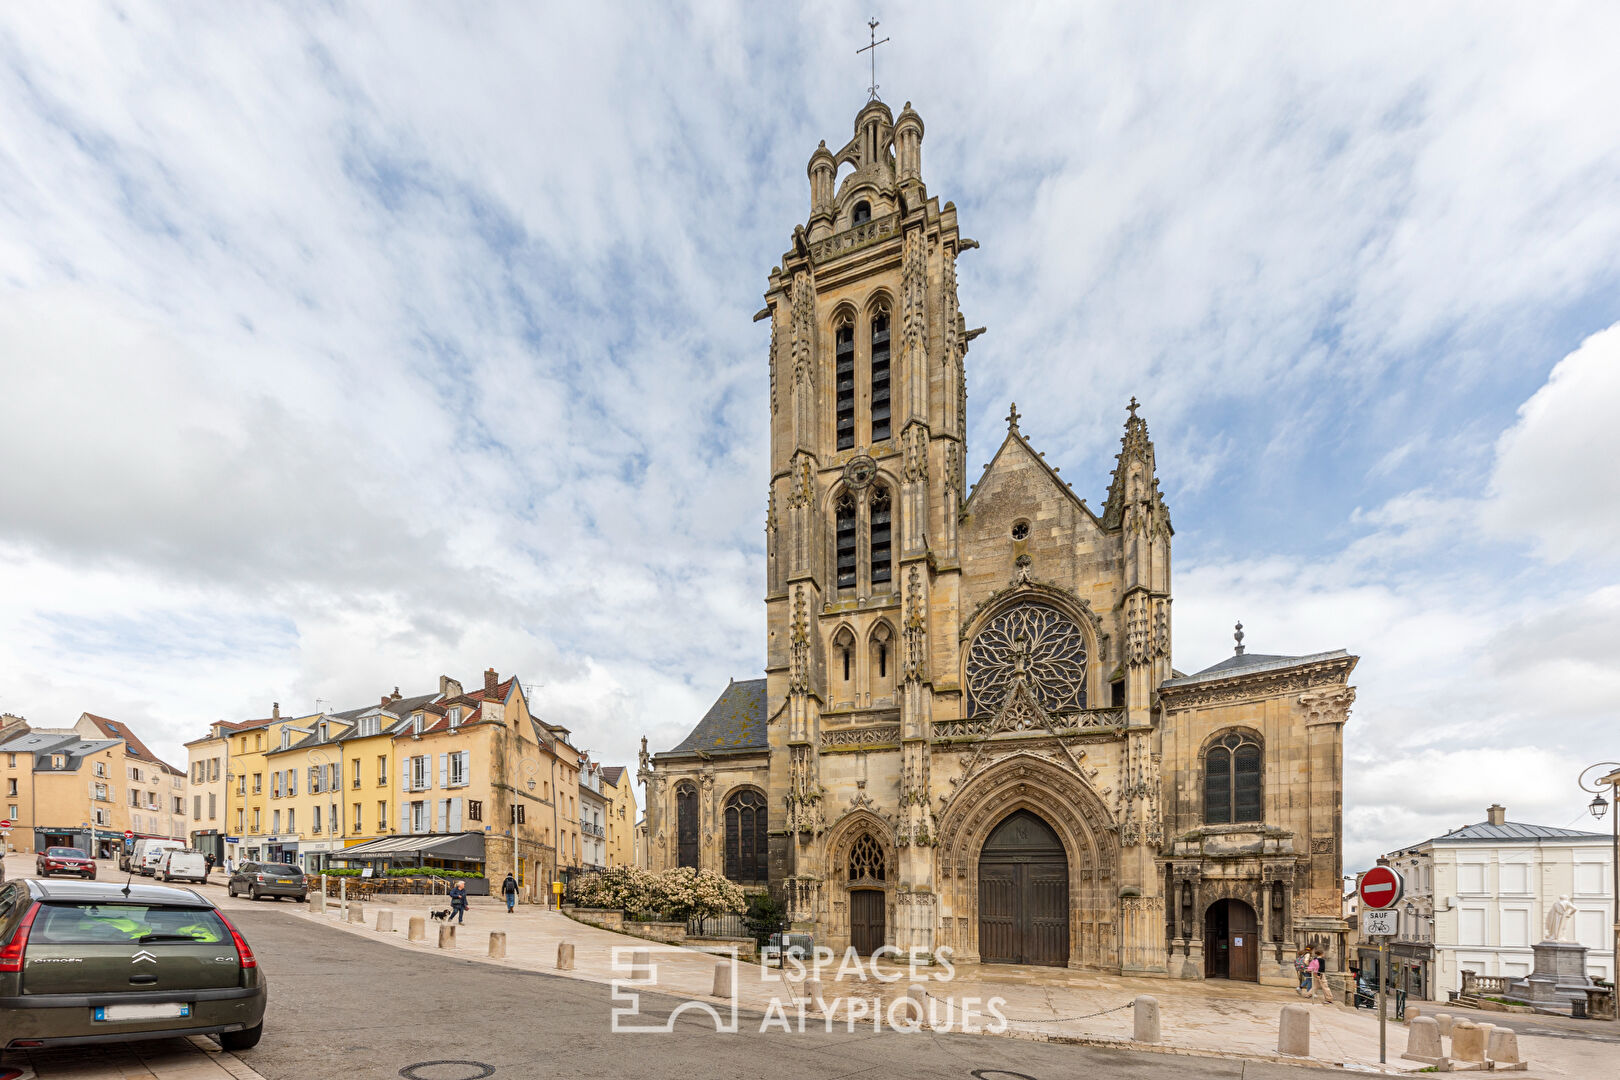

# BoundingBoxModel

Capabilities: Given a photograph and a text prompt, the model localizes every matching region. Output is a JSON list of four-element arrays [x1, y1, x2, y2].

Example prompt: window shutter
[[438, 754, 447, 789], [460, 750, 470, 785], [400, 801, 410, 834], [328, 763, 338, 789], [402, 764, 410, 793], [289, 770, 297, 797], [437, 799, 448, 833], [450, 797, 463, 831]]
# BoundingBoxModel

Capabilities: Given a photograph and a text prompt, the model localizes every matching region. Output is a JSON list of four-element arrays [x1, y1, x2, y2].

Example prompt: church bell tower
[[759, 97, 974, 930]]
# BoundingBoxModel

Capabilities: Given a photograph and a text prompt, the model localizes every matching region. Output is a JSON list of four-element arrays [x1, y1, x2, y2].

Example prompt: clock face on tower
[[843, 453, 877, 490]]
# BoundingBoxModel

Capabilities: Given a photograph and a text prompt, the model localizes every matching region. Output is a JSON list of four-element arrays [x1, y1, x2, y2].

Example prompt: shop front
[[34, 827, 92, 854], [297, 839, 342, 874], [190, 829, 225, 863], [264, 835, 299, 865], [334, 832, 490, 894]]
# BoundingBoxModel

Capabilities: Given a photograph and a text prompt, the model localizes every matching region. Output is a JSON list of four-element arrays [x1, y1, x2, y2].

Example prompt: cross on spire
[[1006, 401, 1021, 433], [1127, 395, 1140, 419], [857, 18, 890, 102]]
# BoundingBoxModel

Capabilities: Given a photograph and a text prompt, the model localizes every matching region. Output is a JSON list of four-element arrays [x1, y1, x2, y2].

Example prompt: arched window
[[870, 312, 891, 442], [870, 485, 892, 587], [835, 491, 858, 591], [835, 321, 855, 450], [724, 789, 768, 884], [870, 622, 894, 698], [676, 783, 699, 868], [849, 834, 885, 883], [852, 200, 871, 225], [1204, 732, 1262, 825], [832, 626, 856, 698]]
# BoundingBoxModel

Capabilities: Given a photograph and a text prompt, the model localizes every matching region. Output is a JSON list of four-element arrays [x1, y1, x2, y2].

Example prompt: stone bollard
[[407, 916, 425, 941], [348, 904, 366, 924], [712, 960, 732, 998], [375, 910, 393, 933], [1434, 1012, 1454, 1036], [311, 888, 326, 914], [630, 949, 650, 981], [557, 942, 575, 970], [488, 932, 506, 959], [904, 982, 929, 1028], [1278, 1004, 1311, 1057], [1451, 1020, 1486, 1065], [805, 978, 827, 1015], [1133, 995, 1161, 1044], [438, 923, 456, 949], [1401, 1016, 1446, 1066], [1487, 1026, 1529, 1071], [1406, 1004, 1420, 1022]]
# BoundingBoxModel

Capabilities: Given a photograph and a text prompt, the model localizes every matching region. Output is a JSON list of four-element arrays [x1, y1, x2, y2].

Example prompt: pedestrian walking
[[204, 852, 216, 882], [1293, 947, 1313, 996], [449, 879, 469, 924], [501, 872, 519, 913], [1310, 948, 1335, 1005]]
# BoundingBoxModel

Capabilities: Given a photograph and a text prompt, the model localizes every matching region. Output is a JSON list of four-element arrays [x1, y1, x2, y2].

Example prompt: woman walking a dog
[[449, 879, 469, 924]]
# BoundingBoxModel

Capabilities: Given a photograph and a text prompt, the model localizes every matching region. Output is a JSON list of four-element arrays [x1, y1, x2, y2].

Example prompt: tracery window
[[676, 783, 699, 868], [964, 602, 1089, 716], [723, 789, 767, 884], [870, 312, 891, 442], [869, 485, 892, 586], [849, 834, 885, 883], [835, 322, 855, 450], [1204, 732, 1262, 825], [835, 492, 858, 590]]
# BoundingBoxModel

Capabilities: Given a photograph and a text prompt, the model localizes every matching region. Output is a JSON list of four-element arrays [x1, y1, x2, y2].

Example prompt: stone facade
[[641, 98, 1358, 982]]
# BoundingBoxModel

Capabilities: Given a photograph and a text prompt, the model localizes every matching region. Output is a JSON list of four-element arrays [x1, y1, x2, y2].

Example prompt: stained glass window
[[1204, 732, 1262, 825], [964, 602, 1088, 716]]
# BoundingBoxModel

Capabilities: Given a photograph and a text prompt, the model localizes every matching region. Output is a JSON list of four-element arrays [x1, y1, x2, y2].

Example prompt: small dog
[[429, 908, 452, 921]]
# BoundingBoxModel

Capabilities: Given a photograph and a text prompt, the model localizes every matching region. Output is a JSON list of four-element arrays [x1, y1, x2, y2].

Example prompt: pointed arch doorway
[[1204, 898, 1259, 981], [977, 810, 1069, 967]]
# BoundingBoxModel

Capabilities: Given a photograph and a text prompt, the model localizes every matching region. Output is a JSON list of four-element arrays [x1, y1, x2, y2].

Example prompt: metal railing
[[686, 913, 748, 939]]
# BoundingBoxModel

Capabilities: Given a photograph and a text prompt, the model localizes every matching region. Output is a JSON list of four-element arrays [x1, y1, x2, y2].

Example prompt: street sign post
[[123, 830, 134, 841], [1357, 867, 1406, 1063], [0, 819, 11, 829]]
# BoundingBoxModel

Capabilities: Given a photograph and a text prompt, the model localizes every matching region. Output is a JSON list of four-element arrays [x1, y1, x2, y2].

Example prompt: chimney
[[485, 668, 499, 696], [1487, 804, 1506, 826], [391, 686, 403, 702], [439, 675, 463, 699], [272, 702, 280, 720], [381, 695, 390, 706]]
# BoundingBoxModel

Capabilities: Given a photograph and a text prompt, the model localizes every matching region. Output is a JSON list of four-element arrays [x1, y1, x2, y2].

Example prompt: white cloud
[[1486, 322, 1620, 562]]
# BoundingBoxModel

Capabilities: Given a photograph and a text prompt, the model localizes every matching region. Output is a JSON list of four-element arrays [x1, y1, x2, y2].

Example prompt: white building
[[1369, 804, 1613, 999], [578, 757, 607, 871]]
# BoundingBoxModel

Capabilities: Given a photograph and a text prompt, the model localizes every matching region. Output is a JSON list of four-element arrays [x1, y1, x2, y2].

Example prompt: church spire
[[1101, 397, 1171, 534]]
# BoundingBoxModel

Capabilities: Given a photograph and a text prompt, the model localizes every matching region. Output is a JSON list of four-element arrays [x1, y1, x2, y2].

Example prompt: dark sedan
[[225, 862, 307, 902], [35, 847, 96, 879], [0, 878, 266, 1050]]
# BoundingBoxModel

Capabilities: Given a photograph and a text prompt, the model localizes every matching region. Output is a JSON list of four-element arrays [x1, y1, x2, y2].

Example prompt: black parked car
[[226, 863, 307, 902]]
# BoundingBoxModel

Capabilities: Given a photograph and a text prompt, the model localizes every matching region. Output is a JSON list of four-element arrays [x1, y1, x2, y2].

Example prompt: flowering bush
[[572, 865, 745, 920]]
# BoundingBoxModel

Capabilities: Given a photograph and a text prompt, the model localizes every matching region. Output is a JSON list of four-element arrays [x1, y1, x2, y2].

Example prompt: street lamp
[[1577, 761, 1620, 1022]]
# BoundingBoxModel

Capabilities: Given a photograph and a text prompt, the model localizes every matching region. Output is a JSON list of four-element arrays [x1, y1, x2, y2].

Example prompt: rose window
[[965, 602, 1088, 716]]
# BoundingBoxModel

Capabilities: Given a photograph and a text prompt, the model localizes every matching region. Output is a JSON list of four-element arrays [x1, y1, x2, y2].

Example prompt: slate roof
[[0, 732, 121, 771], [82, 714, 183, 775], [1161, 649, 1353, 688], [667, 679, 768, 754], [599, 765, 626, 786], [1429, 820, 1607, 844]]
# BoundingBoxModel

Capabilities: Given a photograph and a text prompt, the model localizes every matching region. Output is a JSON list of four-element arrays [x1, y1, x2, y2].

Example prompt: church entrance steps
[[279, 898, 1607, 1075]]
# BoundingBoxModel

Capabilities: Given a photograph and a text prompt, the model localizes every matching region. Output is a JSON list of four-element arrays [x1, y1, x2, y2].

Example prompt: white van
[[155, 848, 209, 884], [131, 838, 184, 876]]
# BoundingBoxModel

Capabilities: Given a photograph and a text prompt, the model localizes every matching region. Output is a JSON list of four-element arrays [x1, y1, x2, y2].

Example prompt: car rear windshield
[[31, 903, 229, 945], [260, 865, 302, 877], [45, 848, 87, 858]]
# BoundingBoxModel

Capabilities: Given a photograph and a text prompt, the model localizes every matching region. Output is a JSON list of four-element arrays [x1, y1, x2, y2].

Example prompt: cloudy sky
[[1, 3, 1617, 870]]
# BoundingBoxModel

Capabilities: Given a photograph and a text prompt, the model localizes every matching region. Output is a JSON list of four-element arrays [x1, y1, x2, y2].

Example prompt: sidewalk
[[277, 893, 1608, 1076]]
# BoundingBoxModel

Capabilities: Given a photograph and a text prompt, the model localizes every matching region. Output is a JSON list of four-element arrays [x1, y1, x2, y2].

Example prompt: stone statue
[[1544, 894, 1577, 943]]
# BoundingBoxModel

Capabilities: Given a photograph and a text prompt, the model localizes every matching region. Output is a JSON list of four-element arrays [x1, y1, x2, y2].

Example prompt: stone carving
[[930, 709, 1123, 740], [809, 211, 899, 264], [965, 602, 1088, 715], [788, 586, 811, 695], [785, 452, 815, 510], [785, 744, 825, 836], [1310, 837, 1333, 854], [1299, 685, 1356, 726], [821, 724, 901, 748], [1152, 600, 1169, 659], [960, 582, 1101, 640], [1545, 894, 1577, 942], [901, 224, 926, 378], [1125, 592, 1150, 667], [903, 565, 927, 681], [843, 452, 877, 491], [768, 306, 778, 414], [901, 423, 928, 483], [790, 269, 815, 385], [1160, 656, 1357, 710]]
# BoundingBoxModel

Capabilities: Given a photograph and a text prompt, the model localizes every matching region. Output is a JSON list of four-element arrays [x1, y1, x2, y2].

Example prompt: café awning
[[333, 832, 486, 863]]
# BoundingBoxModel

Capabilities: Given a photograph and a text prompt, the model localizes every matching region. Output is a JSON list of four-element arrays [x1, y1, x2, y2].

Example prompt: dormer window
[[280, 729, 291, 750], [412, 715, 423, 735], [852, 200, 871, 225], [447, 707, 462, 731]]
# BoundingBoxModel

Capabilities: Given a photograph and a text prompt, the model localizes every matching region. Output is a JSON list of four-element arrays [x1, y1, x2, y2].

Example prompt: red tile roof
[[83, 713, 184, 775]]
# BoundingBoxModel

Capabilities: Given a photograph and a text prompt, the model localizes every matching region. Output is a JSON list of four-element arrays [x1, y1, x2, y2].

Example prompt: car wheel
[[219, 1022, 263, 1051], [227, 884, 236, 897], [296, 895, 307, 903], [249, 887, 260, 901]]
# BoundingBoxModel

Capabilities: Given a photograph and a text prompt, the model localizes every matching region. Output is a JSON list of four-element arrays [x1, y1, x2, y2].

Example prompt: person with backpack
[[1294, 947, 1313, 995], [501, 872, 519, 913]]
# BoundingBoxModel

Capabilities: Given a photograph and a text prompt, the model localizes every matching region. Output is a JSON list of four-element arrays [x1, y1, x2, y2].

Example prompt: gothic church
[[639, 98, 1358, 983]]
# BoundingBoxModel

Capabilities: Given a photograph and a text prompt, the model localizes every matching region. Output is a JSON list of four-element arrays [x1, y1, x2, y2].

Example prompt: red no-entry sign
[[123, 830, 134, 840], [1359, 865, 1404, 911]]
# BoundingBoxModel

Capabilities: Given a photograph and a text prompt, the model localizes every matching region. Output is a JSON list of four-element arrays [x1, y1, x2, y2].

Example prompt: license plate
[[277, 879, 294, 885], [95, 1002, 191, 1021]]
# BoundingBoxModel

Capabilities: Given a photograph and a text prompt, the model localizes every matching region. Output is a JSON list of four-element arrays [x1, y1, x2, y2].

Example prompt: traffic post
[[1358, 866, 1405, 1064]]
